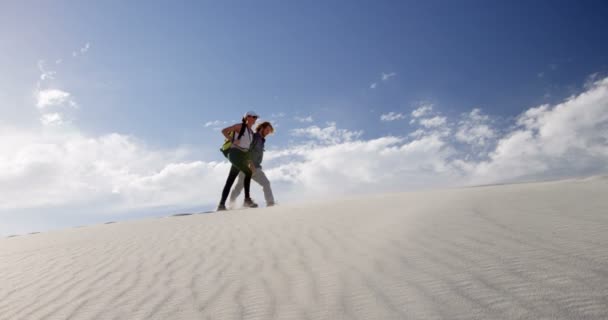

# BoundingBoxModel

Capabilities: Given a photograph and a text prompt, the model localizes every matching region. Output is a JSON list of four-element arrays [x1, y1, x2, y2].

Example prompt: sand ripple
[[1, 179, 607, 319]]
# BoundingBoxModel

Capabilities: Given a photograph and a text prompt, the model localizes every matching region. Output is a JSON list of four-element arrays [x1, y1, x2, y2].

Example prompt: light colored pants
[[229, 169, 275, 205]]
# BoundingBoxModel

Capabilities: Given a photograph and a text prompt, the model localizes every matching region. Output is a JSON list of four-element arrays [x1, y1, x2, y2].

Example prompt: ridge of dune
[[1, 178, 607, 319]]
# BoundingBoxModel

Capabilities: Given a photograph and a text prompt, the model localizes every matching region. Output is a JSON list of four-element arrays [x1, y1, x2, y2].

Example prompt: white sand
[[1, 177, 607, 320]]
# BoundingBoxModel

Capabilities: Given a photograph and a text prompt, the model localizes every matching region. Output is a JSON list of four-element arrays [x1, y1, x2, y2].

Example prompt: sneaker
[[267, 202, 276, 207], [217, 204, 227, 211], [243, 198, 258, 208]]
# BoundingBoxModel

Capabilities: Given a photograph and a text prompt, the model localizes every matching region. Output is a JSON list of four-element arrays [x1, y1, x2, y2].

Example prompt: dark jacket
[[249, 132, 266, 169]]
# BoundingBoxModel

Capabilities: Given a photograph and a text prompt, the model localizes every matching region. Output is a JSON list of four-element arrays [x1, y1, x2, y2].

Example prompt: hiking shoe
[[243, 198, 258, 208], [217, 204, 227, 211]]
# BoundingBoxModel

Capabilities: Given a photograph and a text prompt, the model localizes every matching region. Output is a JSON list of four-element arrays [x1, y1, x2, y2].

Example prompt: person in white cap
[[217, 111, 259, 211], [229, 121, 275, 207]]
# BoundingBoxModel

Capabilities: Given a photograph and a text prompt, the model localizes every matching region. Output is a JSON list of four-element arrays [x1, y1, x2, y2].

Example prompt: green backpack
[[220, 121, 247, 158]]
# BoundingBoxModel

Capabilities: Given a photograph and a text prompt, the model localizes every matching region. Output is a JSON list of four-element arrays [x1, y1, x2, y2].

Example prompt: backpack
[[220, 121, 247, 158]]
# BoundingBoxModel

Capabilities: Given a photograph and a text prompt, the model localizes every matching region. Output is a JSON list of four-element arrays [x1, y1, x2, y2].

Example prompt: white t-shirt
[[232, 126, 254, 150]]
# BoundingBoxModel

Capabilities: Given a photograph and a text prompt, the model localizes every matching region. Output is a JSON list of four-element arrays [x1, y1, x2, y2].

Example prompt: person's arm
[[251, 133, 263, 168], [221, 123, 242, 140]]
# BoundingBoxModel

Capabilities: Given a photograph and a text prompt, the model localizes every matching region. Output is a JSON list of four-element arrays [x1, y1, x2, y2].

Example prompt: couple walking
[[217, 111, 275, 211]]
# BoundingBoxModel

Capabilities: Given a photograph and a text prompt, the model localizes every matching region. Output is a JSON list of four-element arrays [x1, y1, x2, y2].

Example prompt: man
[[229, 121, 275, 207]]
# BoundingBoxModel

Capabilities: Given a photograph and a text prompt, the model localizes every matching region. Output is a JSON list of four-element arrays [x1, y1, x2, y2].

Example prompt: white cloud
[[271, 112, 286, 118], [408, 129, 426, 138], [40, 113, 64, 126], [294, 115, 314, 123], [380, 112, 406, 122], [584, 72, 602, 90], [72, 42, 91, 57], [0, 127, 228, 213], [455, 109, 496, 147], [274, 76, 608, 195], [382, 72, 397, 81], [36, 89, 72, 109], [204, 120, 226, 127], [4, 74, 608, 235], [369, 72, 396, 89], [420, 116, 447, 128], [40, 73, 55, 81], [470, 77, 608, 183], [37, 60, 56, 81], [411, 104, 433, 118], [264, 133, 458, 199], [290, 122, 363, 145]]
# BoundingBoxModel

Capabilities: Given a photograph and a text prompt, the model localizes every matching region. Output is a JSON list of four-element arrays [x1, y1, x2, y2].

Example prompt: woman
[[229, 121, 275, 207], [217, 111, 259, 211]]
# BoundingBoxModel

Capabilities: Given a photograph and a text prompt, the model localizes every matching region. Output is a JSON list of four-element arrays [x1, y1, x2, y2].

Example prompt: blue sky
[[1, 1, 608, 235]]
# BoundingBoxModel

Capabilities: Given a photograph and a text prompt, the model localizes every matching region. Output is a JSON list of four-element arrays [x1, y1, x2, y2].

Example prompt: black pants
[[220, 149, 252, 205]]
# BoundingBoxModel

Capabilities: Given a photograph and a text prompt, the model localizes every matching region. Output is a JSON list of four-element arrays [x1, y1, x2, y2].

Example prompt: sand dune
[[1, 178, 607, 319]]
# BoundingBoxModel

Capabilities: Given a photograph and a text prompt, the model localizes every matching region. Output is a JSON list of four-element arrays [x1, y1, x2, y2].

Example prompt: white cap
[[244, 110, 259, 118]]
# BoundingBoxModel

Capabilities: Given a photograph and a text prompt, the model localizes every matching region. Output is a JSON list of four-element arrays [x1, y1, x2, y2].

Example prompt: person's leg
[[228, 148, 256, 207], [229, 172, 245, 203], [252, 169, 275, 205], [219, 165, 241, 206], [243, 170, 252, 199], [242, 169, 258, 207]]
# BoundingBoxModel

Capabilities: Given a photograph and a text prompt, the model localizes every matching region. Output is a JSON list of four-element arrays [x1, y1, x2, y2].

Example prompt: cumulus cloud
[[380, 112, 406, 122], [0, 127, 228, 213], [40, 113, 65, 126], [3, 74, 608, 235], [370, 82, 377, 89], [419, 116, 447, 128], [204, 120, 226, 127], [290, 122, 363, 145], [34, 58, 79, 132], [264, 133, 459, 200], [36, 89, 72, 109], [38, 60, 56, 81], [470, 77, 608, 183], [456, 109, 496, 147], [294, 115, 314, 123], [16, 72, 608, 211], [409, 104, 448, 133], [273, 76, 608, 197], [411, 104, 433, 118]]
